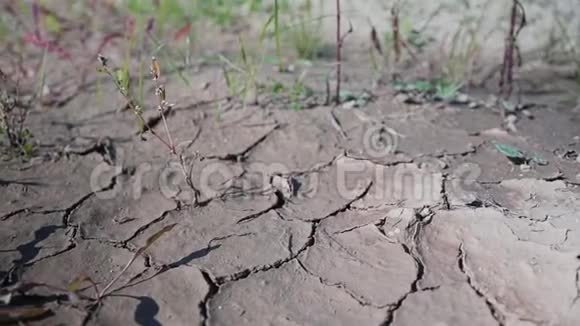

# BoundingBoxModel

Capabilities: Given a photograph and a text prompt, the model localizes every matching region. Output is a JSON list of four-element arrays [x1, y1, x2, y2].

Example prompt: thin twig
[[98, 254, 137, 298], [335, 0, 341, 105], [335, 0, 353, 105], [392, 4, 401, 63], [159, 108, 175, 153]]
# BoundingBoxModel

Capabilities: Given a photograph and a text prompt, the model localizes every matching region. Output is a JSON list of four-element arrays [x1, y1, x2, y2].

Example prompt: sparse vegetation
[[554, 16, 580, 85], [267, 72, 315, 111], [98, 54, 200, 204], [220, 36, 263, 105], [287, 0, 324, 60], [0, 69, 35, 159], [439, 13, 484, 88]]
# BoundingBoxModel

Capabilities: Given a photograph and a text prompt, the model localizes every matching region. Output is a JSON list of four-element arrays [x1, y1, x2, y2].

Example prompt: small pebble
[[342, 100, 357, 110], [395, 93, 409, 103], [505, 114, 518, 133], [454, 93, 470, 104], [468, 101, 479, 109], [521, 109, 534, 119], [520, 164, 531, 172]]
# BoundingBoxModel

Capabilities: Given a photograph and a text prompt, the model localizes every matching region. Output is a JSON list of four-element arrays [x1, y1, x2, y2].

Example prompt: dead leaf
[[0, 306, 50, 323], [174, 22, 192, 41], [151, 57, 160, 80], [136, 223, 177, 256], [67, 274, 97, 293]]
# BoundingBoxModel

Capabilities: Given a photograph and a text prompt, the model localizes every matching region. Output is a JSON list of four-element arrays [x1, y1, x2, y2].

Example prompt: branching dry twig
[[98, 224, 177, 297]]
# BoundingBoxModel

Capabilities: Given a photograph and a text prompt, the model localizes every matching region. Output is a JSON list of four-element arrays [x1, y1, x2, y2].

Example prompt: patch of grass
[[219, 5, 287, 105], [115, 0, 195, 94], [289, 75, 314, 110], [393, 78, 462, 101], [287, 0, 324, 60], [267, 72, 315, 111], [434, 1, 494, 89], [220, 37, 261, 105], [196, 0, 261, 27], [338, 90, 373, 107], [197, 0, 238, 27], [555, 17, 580, 85], [124, 0, 190, 33], [273, 0, 283, 70]]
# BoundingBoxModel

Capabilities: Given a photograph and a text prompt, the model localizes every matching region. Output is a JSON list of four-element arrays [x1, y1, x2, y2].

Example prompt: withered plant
[[335, 0, 352, 105], [98, 54, 200, 204], [0, 69, 34, 158]]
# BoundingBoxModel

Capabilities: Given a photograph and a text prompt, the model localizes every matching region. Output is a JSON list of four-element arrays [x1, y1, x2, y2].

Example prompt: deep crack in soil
[[380, 211, 430, 326], [457, 243, 506, 326]]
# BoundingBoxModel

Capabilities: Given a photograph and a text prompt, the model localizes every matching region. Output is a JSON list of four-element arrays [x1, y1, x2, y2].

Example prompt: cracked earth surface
[[2, 87, 579, 325], [2, 1, 580, 325]]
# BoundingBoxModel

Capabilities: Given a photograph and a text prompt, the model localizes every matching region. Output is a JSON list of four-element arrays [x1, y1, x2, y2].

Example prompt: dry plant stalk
[[370, 26, 383, 56], [335, 0, 342, 104], [335, 0, 353, 105], [98, 54, 200, 204], [62, 223, 177, 305], [391, 5, 402, 63], [387, 3, 417, 67], [498, 0, 526, 116], [98, 223, 177, 297]]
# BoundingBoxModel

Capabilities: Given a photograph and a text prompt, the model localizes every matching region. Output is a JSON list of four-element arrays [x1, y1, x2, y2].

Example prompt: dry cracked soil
[[1, 0, 580, 325]]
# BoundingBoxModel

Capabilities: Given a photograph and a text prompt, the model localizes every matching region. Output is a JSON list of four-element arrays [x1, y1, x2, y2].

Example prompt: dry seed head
[[151, 57, 160, 80], [98, 54, 108, 67], [155, 85, 166, 102]]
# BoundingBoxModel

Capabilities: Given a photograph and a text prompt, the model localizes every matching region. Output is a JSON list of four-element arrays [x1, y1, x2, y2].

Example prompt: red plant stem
[[499, 0, 517, 100], [335, 0, 341, 105], [498, 0, 526, 121], [501, 1, 527, 97], [32, 1, 41, 38], [507, 2, 518, 98], [392, 6, 401, 63]]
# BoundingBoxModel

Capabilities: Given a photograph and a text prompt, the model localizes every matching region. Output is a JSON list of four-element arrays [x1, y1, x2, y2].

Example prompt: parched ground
[[1, 1, 580, 325]]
